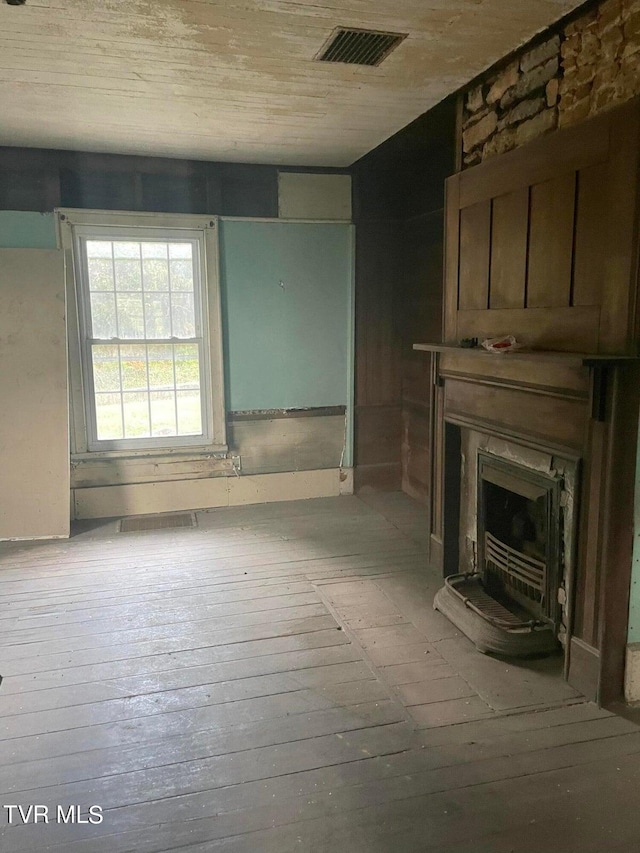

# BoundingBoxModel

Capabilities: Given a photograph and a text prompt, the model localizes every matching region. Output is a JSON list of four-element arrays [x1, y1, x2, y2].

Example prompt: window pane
[[175, 343, 200, 389], [82, 233, 208, 446], [115, 259, 142, 291], [116, 293, 145, 338], [86, 241, 112, 259], [95, 392, 123, 439], [171, 293, 195, 337], [141, 242, 168, 259], [92, 345, 120, 392], [144, 293, 171, 338], [170, 259, 194, 291], [88, 258, 114, 291], [148, 344, 174, 390], [90, 293, 117, 339], [142, 258, 169, 292], [169, 243, 192, 259], [113, 241, 140, 259], [120, 344, 147, 391], [150, 391, 177, 436], [177, 390, 202, 435], [123, 391, 151, 438]]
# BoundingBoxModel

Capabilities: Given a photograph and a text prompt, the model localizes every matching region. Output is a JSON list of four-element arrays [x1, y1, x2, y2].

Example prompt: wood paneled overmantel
[[443, 98, 640, 356]]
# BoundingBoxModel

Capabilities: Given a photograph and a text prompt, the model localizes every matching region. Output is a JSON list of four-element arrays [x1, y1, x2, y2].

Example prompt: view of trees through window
[[84, 239, 204, 442]]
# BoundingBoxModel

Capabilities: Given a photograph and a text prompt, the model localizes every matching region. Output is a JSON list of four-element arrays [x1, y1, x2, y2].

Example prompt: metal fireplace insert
[[477, 452, 562, 629], [433, 451, 564, 656]]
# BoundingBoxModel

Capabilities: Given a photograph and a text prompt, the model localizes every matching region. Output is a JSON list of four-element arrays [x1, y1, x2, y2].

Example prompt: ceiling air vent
[[317, 27, 406, 67]]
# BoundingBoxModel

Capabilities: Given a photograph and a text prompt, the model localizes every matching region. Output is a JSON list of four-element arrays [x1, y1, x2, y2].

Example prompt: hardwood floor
[[1, 494, 638, 852]]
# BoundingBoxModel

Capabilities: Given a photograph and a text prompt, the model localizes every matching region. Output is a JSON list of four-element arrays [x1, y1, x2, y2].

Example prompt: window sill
[[70, 448, 239, 489], [71, 445, 229, 463]]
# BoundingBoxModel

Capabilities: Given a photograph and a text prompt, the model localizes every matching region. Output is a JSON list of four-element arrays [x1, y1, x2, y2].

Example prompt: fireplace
[[434, 435, 566, 658], [417, 342, 640, 700], [478, 453, 561, 629]]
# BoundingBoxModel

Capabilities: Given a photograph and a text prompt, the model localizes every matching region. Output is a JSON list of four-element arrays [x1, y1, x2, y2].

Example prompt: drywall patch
[[278, 173, 352, 220], [0, 211, 56, 248]]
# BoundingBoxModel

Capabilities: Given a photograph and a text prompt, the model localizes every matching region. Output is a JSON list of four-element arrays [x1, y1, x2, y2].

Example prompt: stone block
[[482, 127, 517, 159], [571, 63, 598, 86], [466, 84, 485, 114], [546, 77, 560, 107], [462, 105, 490, 130], [620, 44, 640, 69], [462, 110, 497, 153], [558, 97, 591, 127], [623, 8, 640, 37], [559, 82, 593, 109], [561, 33, 581, 62], [600, 24, 624, 60], [515, 108, 557, 145], [500, 57, 559, 108], [576, 31, 602, 66], [463, 149, 482, 169], [622, 0, 640, 20], [565, 8, 597, 37], [597, 0, 622, 31], [622, 37, 640, 58], [592, 84, 617, 111], [616, 59, 640, 99], [592, 65, 620, 92], [500, 95, 545, 128], [520, 34, 560, 73], [486, 62, 519, 104]]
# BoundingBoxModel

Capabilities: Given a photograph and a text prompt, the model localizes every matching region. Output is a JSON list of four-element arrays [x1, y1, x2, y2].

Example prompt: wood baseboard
[[354, 462, 402, 492], [73, 468, 353, 519], [624, 643, 640, 702]]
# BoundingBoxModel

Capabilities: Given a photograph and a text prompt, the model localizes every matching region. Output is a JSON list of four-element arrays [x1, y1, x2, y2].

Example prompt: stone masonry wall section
[[461, 0, 640, 168]]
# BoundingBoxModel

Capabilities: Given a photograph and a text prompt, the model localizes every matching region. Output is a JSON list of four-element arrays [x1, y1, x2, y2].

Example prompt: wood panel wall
[[0, 147, 347, 216], [400, 212, 445, 500], [444, 98, 640, 355], [352, 98, 456, 497]]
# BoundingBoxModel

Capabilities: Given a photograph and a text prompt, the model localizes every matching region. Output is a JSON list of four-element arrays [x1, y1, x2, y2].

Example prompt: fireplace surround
[[415, 344, 640, 703]]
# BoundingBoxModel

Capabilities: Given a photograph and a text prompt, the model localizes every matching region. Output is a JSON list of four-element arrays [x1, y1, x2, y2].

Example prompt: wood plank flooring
[[0, 493, 638, 852]]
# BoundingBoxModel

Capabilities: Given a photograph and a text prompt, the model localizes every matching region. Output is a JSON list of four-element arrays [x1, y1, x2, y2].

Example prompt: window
[[59, 212, 225, 453]]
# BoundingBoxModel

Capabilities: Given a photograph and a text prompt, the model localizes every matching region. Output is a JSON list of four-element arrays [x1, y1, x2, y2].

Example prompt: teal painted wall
[[0, 211, 57, 248], [219, 220, 354, 412], [627, 426, 640, 642]]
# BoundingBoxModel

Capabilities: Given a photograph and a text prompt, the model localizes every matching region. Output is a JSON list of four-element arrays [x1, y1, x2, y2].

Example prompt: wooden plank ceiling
[[0, 0, 582, 166]]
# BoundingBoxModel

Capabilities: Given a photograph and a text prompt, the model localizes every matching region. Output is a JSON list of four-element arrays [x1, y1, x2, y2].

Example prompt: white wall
[[0, 249, 69, 539]]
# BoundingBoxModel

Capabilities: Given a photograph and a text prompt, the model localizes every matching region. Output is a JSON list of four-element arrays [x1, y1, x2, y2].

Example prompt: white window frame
[[58, 209, 227, 456]]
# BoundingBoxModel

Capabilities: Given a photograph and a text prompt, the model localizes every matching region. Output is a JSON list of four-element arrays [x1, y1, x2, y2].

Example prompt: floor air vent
[[119, 513, 196, 533], [317, 28, 406, 66]]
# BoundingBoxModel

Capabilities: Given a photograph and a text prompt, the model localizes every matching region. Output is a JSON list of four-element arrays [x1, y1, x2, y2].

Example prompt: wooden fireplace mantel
[[413, 343, 640, 368]]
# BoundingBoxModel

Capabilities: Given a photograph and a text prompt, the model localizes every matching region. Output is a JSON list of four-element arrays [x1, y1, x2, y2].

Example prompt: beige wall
[[0, 249, 69, 539]]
